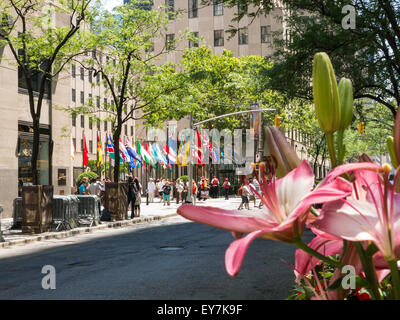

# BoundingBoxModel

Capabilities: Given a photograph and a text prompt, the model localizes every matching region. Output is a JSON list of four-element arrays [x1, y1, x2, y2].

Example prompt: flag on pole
[[152, 143, 168, 167], [137, 141, 154, 166], [96, 133, 103, 167], [82, 132, 89, 167], [106, 134, 115, 159], [70, 134, 75, 161], [119, 137, 130, 163]]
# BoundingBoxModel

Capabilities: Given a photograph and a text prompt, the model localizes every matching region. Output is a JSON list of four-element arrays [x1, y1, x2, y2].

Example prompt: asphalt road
[[0, 215, 313, 300]]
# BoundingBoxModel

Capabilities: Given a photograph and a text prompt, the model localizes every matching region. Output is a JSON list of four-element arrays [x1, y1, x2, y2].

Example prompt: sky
[[101, 0, 123, 11]]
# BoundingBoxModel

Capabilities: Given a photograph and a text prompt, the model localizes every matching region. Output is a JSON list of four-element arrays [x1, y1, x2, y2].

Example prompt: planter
[[21, 185, 53, 234], [105, 182, 128, 221]]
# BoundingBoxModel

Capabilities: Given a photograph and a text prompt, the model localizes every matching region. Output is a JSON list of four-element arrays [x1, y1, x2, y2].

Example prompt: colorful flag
[[96, 133, 103, 167], [82, 132, 89, 167], [70, 134, 75, 161], [152, 143, 168, 167], [137, 141, 154, 166], [106, 134, 115, 159], [119, 137, 130, 163]]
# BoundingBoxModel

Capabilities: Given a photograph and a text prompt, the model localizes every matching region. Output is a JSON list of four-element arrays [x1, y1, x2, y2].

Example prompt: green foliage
[[179, 175, 189, 183], [76, 171, 98, 185]]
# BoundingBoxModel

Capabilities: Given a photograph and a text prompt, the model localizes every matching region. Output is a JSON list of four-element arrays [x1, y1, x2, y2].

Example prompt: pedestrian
[[248, 178, 257, 207], [238, 181, 250, 210], [211, 176, 219, 198], [133, 177, 142, 217], [162, 180, 172, 206], [147, 178, 155, 203], [88, 177, 101, 196], [79, 177, 89, 195], [176, 178, 184, 204], [200, 177, 208, 201], [158, 179, 165, 202], [127, 176, 137, 219], [192, 179, 198, 205], [223, 178, 230, 200]]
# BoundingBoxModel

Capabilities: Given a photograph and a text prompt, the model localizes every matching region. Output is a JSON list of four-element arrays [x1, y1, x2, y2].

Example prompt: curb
[[0, 213, 178, 249]]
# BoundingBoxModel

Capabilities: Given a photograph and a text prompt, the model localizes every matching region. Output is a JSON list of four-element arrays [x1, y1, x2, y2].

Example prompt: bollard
[[0, 204, 5, 242]]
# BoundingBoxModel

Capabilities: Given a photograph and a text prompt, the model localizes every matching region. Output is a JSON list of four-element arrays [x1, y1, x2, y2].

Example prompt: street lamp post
[[185, 107, 275, 203]]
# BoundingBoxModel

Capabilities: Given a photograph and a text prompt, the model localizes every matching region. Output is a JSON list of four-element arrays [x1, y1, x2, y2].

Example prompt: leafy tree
[[177, 46, 286, 130], [0, 0, 95, 185], [69, 0, 190, 182]]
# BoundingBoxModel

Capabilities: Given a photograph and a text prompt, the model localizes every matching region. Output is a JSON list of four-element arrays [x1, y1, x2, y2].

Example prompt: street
[[0, 198, 313, 300]]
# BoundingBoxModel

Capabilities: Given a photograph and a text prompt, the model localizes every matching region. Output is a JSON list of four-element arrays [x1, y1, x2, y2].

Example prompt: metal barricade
[[52, 196, 73, 231], [12, 197, 22, 229], [68, 195, 79, 228], [76, 195, 100, 227]]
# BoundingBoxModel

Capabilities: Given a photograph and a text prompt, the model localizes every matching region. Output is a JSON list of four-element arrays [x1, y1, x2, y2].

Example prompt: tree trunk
[[31, 117, 41, 185], [113, 128, 121, 182]]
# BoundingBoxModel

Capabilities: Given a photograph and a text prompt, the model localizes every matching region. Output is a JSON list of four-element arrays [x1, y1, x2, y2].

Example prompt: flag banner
[[153, 143, 168, 167], [70, 134, 75, 161], [82, 132, 89, 167], [137, 141, 155, 166], [106, 134, 115, 160], [119, 137, 130, 163], [97, 133, 103, 167], [167, 130, 178, 164], [125, 137, 142, 163]]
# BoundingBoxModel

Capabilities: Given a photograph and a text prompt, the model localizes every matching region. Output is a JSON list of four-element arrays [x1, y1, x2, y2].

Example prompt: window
[[81, 115, 85, 128], [96, 96, 100, 109], [188, 0, 198, 18], [72, 64, 76, 78], [96, 73, 100, 83], [104, 121, 108, 131], [80, 67, 84, 80], [166, 34, 175, 51], [97, 119, 100, 130], [89, 70, 92, 83], [89, 117, 92, 130], [89, 140, 93, 153], [261, 25, 271, 43], [88, 93, 92, 106], [238, 2, 248, 15], [81, 139, 83, 151], [165, 0, 174, 19], [104, 98, 107, 108], [189, 32, 199, 48], [73, 138, 76, 151], [80, 91, 84, 104], [238, 27, 248, 45], [18, 55, 51, 96], [72, 89, 76, 102], [214, 30, 224, 46], [131, 126, 134, 136], [213, 0, 223, 16], [125, 125, 128, 136], [72, 114, 76, 127]]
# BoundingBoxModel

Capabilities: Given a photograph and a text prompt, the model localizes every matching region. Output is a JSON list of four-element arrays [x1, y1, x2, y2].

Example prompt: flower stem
[[294, 237, 343, 269], [310, 206, 319, 217], [326, 132, 337, 168], [354, 242, 382, 300], [387, 259, 400, 300]]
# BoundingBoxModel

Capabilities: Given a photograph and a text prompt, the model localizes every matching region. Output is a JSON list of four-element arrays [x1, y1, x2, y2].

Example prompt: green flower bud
[[338, 77, 353, 130], [313, 52, 340, 133], [387, 136, 398, 168]]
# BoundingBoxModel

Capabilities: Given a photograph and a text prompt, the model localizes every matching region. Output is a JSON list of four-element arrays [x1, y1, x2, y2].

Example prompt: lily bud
[[387, 136, 398, 168], [313, 52, 341, 133], [338, 78, 353, 130], [264, 126, 301, 178]]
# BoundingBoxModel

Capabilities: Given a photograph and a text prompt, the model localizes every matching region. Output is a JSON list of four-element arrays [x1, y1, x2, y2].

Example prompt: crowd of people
[[76, 173, 261, 220]]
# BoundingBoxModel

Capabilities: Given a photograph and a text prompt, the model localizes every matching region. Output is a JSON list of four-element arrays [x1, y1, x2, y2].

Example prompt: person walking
[[88, 178, 101, 196], [162, 181, 172, 206], [192, 179, 198, 205], [147, 178, 155, 203], [133, 177, 142, 217], [238, 182, 250, 210], [211, 176, 219, 198], [127, 176, 137, 219], [223, 178, 230, 200], [176, 178, 184, 204], [248, 178, 257, 207], [157, 179, 165, 202], [200, 177, 208, 201]]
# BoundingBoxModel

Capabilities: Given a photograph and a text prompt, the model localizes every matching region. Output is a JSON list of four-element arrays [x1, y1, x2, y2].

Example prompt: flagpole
[[187, 112, 193, 203]]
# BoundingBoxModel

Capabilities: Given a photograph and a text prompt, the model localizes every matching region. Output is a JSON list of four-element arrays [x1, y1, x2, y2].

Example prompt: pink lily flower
[[310, 163, 400, 261], [178, 160, 352, 276]]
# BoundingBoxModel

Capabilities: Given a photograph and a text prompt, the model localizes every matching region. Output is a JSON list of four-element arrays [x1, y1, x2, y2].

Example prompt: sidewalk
[[0, 195, 247, 249], [0, 197, 178, 249]]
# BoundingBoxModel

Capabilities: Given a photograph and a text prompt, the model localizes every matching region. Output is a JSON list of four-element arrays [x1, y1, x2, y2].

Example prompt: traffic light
[[274, 115, 282, 129], [358, 121, 365, 134]]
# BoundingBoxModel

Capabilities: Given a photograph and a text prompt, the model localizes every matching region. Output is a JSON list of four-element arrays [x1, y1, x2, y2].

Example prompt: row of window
[[166, 25, 272, 49], [71, 89, 115, 107], [167, 0, 246, 19], [72, 115, 134, 135]]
